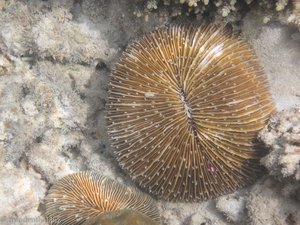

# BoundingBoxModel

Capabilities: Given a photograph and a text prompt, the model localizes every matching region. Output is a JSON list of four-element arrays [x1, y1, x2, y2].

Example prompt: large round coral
[[106, 24, 275, 201], [44, 172, 160, 225]]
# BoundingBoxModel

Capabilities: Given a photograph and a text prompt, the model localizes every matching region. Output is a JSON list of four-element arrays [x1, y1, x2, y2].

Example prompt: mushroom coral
[[107, 23, 275, 201]]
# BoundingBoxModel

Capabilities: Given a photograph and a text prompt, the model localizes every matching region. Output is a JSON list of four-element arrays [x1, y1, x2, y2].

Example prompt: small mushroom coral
[[44, 171, 160, 225], [106, 23, 276, 202], [82, 209, 159, 225]]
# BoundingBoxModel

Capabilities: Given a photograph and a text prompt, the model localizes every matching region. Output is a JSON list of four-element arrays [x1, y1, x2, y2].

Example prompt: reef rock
[[0, 162, 47, 225], [247, 178, 300, 225]]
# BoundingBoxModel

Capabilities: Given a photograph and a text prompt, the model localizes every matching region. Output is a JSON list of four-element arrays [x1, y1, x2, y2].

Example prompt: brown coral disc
[[82, 209, 160, 225], [44, 172, 160, 225], [106, 24, 275, 201]]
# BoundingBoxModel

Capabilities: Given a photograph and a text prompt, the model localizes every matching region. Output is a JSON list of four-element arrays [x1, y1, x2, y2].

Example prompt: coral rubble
[[216, 193, 247, 224], [134, 0, 300, 29], [259, 107, 300, 205], [259, 107, 300, 181]]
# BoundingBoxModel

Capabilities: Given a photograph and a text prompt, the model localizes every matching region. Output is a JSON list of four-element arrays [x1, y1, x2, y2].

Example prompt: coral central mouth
[[180, 89, 192, 119], [179, 89, 197, 133]]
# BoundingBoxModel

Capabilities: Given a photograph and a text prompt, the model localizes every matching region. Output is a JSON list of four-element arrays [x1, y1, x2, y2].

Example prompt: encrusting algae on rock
[[44, 171, 161, 225], [106, 23, 275, 202]]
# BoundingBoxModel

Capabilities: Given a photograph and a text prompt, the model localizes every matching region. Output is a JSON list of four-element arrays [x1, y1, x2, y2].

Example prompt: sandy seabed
[[0, 1, 300, 225]]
